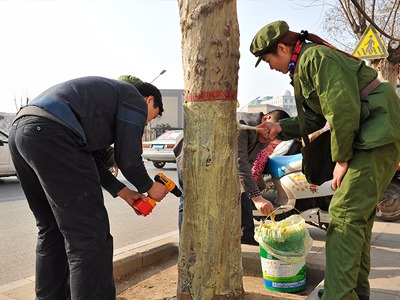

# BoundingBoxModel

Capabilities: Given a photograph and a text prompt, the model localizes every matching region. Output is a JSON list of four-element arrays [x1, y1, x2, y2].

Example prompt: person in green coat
[[249, 20, 400, 300]]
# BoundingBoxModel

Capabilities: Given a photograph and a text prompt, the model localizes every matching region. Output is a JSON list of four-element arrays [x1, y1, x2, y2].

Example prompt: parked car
[[142, 130, 182, 168], [0, 129, 17, 178]]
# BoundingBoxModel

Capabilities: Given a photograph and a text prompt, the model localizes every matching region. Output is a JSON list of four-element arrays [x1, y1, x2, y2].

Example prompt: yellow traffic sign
[[352, 25, 389, 60]]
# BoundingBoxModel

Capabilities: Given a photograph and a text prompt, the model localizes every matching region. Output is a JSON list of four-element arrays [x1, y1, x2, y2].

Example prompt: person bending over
[[251, 20, 400, 300], [9, 76, 169, 300]]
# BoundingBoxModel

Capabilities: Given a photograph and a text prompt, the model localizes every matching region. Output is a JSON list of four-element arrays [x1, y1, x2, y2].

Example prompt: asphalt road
[[0, 161, 180, 285]]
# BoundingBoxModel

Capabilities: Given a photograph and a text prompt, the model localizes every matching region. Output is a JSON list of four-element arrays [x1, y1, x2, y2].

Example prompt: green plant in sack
[[255, 214, 313, 264]]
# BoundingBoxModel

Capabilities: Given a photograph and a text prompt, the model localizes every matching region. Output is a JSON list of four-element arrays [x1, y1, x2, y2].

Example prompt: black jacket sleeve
[[113, 99, 153, 193], [92, 148, 126, 197]]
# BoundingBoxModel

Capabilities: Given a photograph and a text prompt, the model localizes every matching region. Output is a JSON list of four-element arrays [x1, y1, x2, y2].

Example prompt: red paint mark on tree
[[185, 90, 237, 102]]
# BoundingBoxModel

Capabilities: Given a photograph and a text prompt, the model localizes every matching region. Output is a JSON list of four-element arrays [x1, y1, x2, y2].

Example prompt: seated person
[[175, 109, 290, 246], [238, 109, 289, 245]]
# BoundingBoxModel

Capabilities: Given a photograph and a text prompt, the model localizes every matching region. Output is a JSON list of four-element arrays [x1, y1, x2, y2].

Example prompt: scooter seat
[[266, 153, 302, 179]]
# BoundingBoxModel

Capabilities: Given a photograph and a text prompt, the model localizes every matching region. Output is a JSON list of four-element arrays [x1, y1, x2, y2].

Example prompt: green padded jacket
[[278, 43, 400, 162]]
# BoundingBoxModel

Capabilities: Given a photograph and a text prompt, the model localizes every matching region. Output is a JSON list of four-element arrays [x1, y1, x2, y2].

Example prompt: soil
[[115, 256, 310, 300]]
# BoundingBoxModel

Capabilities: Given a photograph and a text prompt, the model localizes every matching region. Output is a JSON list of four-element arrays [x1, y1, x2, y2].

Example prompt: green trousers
[[322, 141, 400, 300]]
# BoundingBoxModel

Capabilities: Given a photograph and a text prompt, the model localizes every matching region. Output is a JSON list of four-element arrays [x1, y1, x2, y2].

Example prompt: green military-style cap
[[250, 20, 289, 67]]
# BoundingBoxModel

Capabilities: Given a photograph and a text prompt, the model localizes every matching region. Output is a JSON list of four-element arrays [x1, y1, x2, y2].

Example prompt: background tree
[[320, 0, 400, 87], [117, 75, 143, 85], [176, 0, 242, 299]]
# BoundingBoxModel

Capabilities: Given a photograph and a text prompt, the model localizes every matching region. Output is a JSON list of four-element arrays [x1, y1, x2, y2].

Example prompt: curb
[[3, 221, 398, 299], [113, 232, 179, 280], [0, 231, 324, 299], [0, 232, 180, 299]]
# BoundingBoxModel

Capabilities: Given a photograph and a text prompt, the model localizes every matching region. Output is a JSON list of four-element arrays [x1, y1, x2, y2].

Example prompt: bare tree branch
[[371, 0, 376, 19], [294, 0, 400, 84], [342, 0, 356, 29], [349, 0, 400, 41], [389, 1, 400, 36]]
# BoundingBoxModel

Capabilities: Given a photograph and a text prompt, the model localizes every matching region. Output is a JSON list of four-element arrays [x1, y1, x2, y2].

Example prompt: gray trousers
[[9, 116, 115, 300]]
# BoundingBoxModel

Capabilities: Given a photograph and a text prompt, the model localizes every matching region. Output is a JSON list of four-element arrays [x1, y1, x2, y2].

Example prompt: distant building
[[146, 89, 184, 140], [157, 89, 184, 129], [243, 90, 297, 117]]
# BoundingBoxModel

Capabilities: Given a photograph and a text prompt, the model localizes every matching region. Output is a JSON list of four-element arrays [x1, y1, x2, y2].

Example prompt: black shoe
[[241, 237, 259, 246]]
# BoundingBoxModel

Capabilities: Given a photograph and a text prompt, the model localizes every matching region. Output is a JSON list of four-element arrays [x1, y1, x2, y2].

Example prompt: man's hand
[[252, 195, 275, 216], [256, 121, 282, 142], [147, 181, 169, 201], [117, 187, 147, 213], [332, 161, 348, 190]]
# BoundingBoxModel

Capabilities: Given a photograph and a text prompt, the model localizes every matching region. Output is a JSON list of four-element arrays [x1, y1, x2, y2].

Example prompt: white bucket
[[260, 245, 306, 292]]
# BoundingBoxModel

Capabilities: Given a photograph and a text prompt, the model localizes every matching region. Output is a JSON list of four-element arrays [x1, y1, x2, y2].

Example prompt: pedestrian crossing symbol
[[352, 25, 389, 59]]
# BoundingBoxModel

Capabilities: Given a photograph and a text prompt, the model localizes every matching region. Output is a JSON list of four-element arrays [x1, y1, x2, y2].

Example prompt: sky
[[0, 0, 333, 113]]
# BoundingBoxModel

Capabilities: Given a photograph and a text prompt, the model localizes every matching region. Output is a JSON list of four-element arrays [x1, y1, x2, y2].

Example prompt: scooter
[[376, 163, 400, 221], [256, 140, 400, 230]]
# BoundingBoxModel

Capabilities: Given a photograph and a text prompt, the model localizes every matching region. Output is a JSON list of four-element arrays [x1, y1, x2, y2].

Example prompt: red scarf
[[288, 40, 303, 80]]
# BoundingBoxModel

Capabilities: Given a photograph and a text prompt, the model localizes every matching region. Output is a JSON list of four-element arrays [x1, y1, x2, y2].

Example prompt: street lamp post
[[150, 69, 167, 84]]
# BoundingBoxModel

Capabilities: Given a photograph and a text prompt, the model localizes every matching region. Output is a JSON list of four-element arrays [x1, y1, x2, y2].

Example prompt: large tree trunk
[[371, 58, 400, 89], [176, 0, 243, 299]]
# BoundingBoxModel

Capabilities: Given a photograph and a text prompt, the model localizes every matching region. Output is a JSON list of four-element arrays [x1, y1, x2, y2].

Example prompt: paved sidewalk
[[306, 219, 400, 300], [1, 220, 399, 300]]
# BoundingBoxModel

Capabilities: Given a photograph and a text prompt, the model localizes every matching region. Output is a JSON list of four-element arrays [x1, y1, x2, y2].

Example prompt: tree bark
[[176, 0, 243, 299], [372, 58, 399, 88]]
